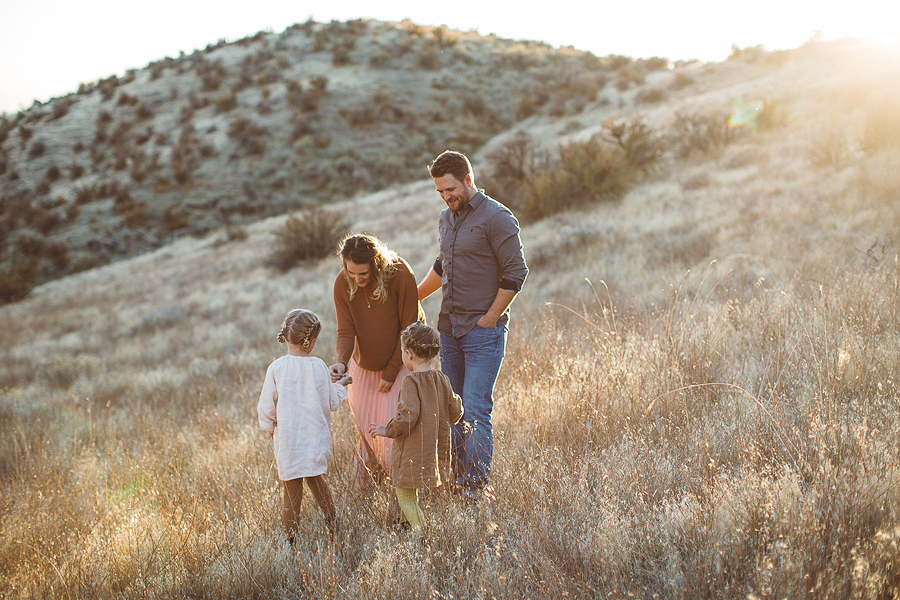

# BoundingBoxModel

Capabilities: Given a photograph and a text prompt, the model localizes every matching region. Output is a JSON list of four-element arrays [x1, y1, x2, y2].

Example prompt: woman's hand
[[368, 423, 386, 438], [336, 375, 353, 387], [329, 363, 346, 383], [378, 378, 393, 393]]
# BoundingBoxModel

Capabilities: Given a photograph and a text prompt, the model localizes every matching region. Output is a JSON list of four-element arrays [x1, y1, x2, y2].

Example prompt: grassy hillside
[[2, 34, 900, 598], [0, 18, 648, 297]]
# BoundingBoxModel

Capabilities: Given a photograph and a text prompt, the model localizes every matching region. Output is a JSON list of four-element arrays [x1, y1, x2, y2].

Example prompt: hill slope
[[1, 18, 646, 292]]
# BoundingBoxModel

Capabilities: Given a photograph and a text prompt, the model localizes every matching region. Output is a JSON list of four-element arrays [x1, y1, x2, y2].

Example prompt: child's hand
[[329, 363, 346, 382], [368, 423, 386, 438], [336, 375, 352, 387]]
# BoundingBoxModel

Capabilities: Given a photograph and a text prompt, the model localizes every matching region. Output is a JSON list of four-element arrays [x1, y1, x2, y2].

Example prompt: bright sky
[[1, 0, 898, 115]]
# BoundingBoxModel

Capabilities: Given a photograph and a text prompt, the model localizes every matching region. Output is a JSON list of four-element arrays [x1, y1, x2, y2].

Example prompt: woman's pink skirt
[[347, 360, 409, 486]]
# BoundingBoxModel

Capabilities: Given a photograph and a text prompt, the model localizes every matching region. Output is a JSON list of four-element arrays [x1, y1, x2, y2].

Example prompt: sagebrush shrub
[[97, 75, 120, 101], [807, 127, 853, 169], [34, 210, 62, 235], [640, 56, 669, 71], [616, 66, 645, 91], [27, 140, 46, 159], [309, 76, 328, 93], [668, 71, 695, 90], [482, 134, 630, 222], [431, 25, 458, 48], [135, 102, 154, 121], [227, 117, 267, 156], [215, 94, 238, 113], [49, 98, 73, 121], [635, 87, 666, 104], [0, 259, 38, 304], [45, 165, 62, 183], [528, 138, 628, 219], [672, 109, 743, 157], [162, 206, 190, 231], [332, 44, 353, 66], [417, 46, 441, 70], [267, 208, 350, 271], [604, 116, 666, 174], [122, 201, 150, 228], [368, 53, 391, 68]]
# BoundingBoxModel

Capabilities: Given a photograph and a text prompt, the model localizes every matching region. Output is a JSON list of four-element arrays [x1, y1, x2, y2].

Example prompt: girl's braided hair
[[277, 309, 321, 349], [401, 321, 441, 361]]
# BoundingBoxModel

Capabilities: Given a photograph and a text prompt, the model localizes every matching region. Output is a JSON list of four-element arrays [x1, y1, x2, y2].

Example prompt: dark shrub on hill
[[28, 140, 47, 159], [635, 87, 666, 104], [616, 66, 645, 91], [268, 208, 350, 272], [227, 117, 267, 157], [482, 134, 631, 222], [0, 117, 14, 145], [604, 116, 666, 174], [417, 46, 441, 70], [672, 109, 744, 157], [332, 44, 353, 66], [122, 201, 150, 228], [162, 205, 190, 231], [669, 71, 695, 90], [0, 259, 38, 304], [528, 138, 628, 219], [135, 102, 154, 121], [45, 165, 62, 183], [640, 56, 669, 71], [215, 94, 238, 113], [49, 98, 74, 121], [98, 76, 120, 101]]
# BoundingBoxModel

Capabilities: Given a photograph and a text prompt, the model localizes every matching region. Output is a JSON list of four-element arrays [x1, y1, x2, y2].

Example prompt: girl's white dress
[[257, 355, 348, 480]]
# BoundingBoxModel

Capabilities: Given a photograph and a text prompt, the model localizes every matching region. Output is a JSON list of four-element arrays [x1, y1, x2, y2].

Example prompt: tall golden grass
[[3, 41, 900, 598]]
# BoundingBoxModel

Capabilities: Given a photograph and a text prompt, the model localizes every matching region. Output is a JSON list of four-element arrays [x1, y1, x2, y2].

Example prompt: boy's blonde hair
[[401, 321, 441, 361], [278, 309, 321, 348]]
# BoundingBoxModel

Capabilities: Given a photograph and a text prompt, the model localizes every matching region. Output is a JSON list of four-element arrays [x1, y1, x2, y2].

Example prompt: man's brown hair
[[427, 150, 473, 183]]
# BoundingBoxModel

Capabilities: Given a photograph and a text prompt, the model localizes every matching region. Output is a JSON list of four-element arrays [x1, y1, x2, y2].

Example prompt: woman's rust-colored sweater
[[333, 258, 419, 383]]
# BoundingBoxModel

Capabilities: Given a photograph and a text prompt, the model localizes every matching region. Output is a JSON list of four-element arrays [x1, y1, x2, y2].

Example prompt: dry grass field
[[2, 37, 900, 598]]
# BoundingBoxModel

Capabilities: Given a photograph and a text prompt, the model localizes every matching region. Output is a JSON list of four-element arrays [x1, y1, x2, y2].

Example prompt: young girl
[[368, 322, 463, 532], [258, 308, 351, 542]]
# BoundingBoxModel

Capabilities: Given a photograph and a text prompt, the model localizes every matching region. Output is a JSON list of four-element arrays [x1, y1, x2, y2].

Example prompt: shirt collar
[[467, 190, 487, 211], [444, 190, 486, 221]]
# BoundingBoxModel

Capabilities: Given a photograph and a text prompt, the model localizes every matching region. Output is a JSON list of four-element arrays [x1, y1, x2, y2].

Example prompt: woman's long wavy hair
[[339, 234, 399, 303]]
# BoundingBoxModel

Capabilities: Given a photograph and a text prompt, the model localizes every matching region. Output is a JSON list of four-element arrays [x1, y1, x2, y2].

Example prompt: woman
[[330, 234, 421, 489]]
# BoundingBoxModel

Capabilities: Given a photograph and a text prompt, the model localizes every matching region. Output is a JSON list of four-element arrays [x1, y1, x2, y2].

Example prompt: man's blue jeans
[[440, 323, 507, 496]]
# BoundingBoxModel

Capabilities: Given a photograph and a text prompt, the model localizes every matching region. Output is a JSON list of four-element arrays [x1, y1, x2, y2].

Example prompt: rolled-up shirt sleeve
[[490, 211, 528, 293]]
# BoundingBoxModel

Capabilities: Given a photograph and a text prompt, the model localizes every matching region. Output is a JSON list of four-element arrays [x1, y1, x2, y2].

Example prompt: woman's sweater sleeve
[[381, 262, 420, 383], [333, 272, 356, 368]]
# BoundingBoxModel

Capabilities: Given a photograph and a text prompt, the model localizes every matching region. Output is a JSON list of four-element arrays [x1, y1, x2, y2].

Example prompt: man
[[417, 150, 528, 502]]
